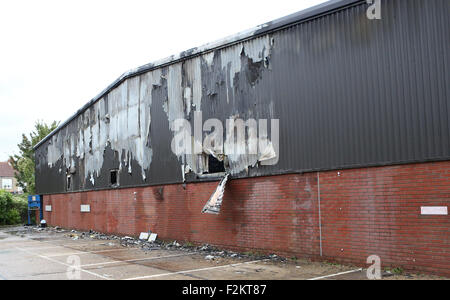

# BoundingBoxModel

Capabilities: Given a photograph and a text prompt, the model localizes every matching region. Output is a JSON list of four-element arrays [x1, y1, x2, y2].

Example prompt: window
[[66, 175, 72, 190], [207, 155, 225, 174], [110, 170, 119, 186], [2, 178, 12, 190]]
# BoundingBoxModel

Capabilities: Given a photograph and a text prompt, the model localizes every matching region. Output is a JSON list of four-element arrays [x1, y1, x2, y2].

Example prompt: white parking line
[[29, 239, 75, 243], [45, 241, 120, 247], [46, 248, 130, 257], [1, 239, 77, 245], [1, 240, 109, 249], [15, 247, 111, 280], [11, 241, 120, 252], [307, 268, 363, 280], [28, 239, 102, 245], [10, 245, 66, 251], [0, 241, 48, 247], [124, 259, 268, 280], [2, 245, 118, 252], [0, 239, 42, 244], [81, 253, 196, 267]]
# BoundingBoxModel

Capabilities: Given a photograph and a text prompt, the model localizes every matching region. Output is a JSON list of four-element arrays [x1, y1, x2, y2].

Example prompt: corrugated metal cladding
[[35, 0, 450, 195]]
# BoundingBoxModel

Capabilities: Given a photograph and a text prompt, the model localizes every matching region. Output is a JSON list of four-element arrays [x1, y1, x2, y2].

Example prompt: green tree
[[9, 121, 59, 194], [0, 190, 21, 225]]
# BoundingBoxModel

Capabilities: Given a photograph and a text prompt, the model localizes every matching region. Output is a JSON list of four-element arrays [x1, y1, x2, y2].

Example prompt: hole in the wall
[[207, 155, 225, 174], [110, 170, 119, 187]]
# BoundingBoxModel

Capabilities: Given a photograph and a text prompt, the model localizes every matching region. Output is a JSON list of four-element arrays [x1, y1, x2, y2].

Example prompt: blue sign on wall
[[28, 195, 41, 209]]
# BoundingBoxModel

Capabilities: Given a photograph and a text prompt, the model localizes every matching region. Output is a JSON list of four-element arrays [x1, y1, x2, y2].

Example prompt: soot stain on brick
[[153, 187, 165, 201]]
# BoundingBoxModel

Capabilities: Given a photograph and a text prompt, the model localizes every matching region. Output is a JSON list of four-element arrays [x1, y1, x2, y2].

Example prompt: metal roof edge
[[34, 0, 363, 150]]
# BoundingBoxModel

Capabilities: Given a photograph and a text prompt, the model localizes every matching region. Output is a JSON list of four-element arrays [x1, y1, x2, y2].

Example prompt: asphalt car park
[[0, 226, 443, 280]]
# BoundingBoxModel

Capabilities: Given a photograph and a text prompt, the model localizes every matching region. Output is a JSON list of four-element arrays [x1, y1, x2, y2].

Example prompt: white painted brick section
[[80, 205, 91, 213], [421, 206, 448, 216]]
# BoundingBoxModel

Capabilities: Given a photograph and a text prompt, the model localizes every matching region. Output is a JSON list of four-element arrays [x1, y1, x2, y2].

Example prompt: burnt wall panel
[[35, 0, 450, 194]]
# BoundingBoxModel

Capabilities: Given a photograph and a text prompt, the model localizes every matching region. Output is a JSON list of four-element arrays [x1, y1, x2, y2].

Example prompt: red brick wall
[[319, 162, 450, 276], [43, 161, 450, 276]]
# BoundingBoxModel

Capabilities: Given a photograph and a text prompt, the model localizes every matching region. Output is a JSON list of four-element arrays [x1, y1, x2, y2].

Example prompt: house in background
[[0, 161, 21, 194]]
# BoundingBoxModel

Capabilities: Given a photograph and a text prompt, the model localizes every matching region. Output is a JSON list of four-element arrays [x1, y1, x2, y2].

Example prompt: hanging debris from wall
[[202, 174, 230, 215]]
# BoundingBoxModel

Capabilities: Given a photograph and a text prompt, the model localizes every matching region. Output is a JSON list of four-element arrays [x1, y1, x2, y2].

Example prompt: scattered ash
[[25, 226, 288, 262]]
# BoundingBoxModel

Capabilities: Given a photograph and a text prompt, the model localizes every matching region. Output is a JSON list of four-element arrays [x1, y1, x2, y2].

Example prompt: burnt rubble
[[22, 226, 287, 262]]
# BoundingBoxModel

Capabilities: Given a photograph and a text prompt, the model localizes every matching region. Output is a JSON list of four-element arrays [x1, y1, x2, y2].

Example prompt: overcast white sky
[[0, 0, 327, 161]]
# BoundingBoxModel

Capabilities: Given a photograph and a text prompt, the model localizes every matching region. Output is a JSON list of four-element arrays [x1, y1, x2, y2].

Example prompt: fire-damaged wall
[[43, 161, 450, 277], [34, 0, 450, 194]]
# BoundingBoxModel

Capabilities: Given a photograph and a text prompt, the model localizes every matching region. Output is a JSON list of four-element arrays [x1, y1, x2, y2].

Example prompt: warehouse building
[[34, 0, 449, 276]]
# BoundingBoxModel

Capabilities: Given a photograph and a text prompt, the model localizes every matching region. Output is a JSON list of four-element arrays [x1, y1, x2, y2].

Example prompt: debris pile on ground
[[11, 225, 287, 262]]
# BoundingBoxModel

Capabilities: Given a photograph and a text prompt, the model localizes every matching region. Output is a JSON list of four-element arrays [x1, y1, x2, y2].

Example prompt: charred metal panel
[[35, 0, 450, 194]]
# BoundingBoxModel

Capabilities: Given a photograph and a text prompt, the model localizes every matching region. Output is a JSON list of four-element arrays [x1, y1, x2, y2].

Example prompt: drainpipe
[[317, 172, 323, 257]]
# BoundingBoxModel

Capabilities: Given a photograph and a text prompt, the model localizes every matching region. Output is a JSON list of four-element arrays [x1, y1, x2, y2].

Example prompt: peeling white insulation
[[202, 174, 230, 215], [164, 35, 277, 178], [46, 71, 162, 184], [45, 34, 277, 185]]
